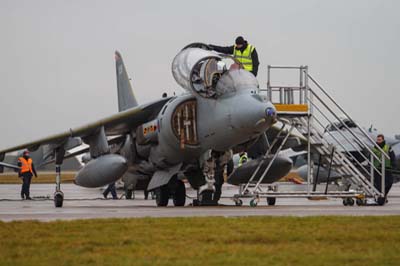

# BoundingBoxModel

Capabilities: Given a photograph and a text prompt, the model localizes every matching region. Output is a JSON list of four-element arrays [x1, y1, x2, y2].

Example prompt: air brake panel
[[172, 100, 198, 146]]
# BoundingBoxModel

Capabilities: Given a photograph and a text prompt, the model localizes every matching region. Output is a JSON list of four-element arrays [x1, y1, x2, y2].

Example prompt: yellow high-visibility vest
[[373, 144, 391, 168], [233, 44, 255, 72]]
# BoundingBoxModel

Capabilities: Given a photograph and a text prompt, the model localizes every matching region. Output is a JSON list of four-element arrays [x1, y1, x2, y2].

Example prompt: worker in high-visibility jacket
[[17, 150, 38, 200], [238, 152, 248, 167], [209, 36, 260, 77], [372, 134, 396, 204]]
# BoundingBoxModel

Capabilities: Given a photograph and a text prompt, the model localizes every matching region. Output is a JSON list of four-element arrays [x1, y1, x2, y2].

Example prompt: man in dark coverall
[[212, 150, 234, 203], [103, 182, 118, 199], [17, 150, 38, 200], [209, 36, 260, 77], [373, 134, 396, 205]]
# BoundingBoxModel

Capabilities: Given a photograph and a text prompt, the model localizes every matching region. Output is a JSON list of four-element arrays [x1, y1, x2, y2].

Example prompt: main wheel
[[54, 192, 64, 208], [267, 197, 276, 206], [155, 185, 170, 207], [173, 180, 186, 206], [125, 189, 134, 200], [199, 190, 213, 204]]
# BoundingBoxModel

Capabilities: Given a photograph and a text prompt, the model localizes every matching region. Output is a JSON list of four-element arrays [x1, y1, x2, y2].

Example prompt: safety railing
[[261, 65, 388, 199]]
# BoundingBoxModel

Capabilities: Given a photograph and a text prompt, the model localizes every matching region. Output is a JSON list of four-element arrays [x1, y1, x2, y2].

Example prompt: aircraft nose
[[265, 107, 276, 118]]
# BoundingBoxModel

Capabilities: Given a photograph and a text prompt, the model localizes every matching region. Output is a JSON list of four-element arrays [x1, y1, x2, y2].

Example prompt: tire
[[155, 186, 169, 207], [199, 190, 213, 203], [267, 197, 276, 206], [125, 189, 133, 200], [172, 180, 186, 206], [54, 193, 63, 208]]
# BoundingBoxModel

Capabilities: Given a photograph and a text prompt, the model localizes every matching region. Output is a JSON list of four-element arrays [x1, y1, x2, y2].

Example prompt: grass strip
[[0, 172, 75, 184], [0, 216, 399, 266]]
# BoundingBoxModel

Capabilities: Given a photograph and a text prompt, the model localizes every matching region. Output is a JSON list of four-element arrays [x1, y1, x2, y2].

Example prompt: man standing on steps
[[209, 36, 260, 77], [17, 150, 38, 200], [372, 134, 396, 204]]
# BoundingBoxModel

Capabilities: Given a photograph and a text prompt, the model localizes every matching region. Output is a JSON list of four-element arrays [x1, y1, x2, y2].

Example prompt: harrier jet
[[0, 43, 286, 207]]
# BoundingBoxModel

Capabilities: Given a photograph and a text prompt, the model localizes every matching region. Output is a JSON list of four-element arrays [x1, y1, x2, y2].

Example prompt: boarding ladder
[[233, 65, 388, 207]]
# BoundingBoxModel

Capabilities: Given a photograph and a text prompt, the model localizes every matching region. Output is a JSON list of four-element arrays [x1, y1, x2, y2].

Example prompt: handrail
[[308, 93, 383, 168], [302, 118, 380, 196], [310, 110, 383, 183], [307, 73, 389, 160], [308, 89, 385, 163], [264, 65, 385, 199]]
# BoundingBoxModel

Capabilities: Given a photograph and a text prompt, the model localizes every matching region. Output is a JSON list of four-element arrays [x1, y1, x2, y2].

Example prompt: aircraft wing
[[0, 161, 20, 172], [0, 98, 170, 156]]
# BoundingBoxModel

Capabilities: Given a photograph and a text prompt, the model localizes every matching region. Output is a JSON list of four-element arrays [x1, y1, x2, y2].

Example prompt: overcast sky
[[0, 0, 399, 149]]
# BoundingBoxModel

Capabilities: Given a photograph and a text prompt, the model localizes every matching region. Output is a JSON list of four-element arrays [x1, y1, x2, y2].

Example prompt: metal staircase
[[232, 65, 389, 206]]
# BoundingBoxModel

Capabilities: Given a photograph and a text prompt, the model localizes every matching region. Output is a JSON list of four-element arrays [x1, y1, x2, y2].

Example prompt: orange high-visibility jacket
[[18, 157, 33, 174]]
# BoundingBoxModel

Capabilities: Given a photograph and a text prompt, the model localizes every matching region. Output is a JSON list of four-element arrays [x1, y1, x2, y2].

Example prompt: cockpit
[[172, 43, 259, 99]]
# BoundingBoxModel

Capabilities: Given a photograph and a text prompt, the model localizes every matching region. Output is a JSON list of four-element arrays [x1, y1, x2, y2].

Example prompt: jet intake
[[74, 154, 128, 188]]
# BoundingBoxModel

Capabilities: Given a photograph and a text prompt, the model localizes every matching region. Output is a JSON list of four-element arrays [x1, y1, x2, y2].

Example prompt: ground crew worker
[[209, 36, 260, 77], [103, 182, 118, 199], [238, 152, 248, 167], [17, 150, 38, 200], [212, 150, 234, 203], [373, 134, 396, 204]]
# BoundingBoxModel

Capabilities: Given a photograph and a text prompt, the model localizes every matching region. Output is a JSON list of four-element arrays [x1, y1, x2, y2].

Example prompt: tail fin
[[115, 51, 138, 111]]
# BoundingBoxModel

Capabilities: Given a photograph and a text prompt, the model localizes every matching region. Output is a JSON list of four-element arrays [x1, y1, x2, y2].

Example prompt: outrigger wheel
[[54, 191, 64, 208]]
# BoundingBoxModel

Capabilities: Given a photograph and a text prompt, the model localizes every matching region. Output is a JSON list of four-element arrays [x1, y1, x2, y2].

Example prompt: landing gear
[[125, 189, 135, 200], [155, 178, 187, 207], [155, 185, 170, 207], [54, 191, 64, 208], [172, 180, 186, 206], [54, 164, 64, 208]]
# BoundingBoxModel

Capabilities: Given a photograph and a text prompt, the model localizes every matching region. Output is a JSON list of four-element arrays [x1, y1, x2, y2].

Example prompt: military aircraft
[[0, 43, 284, 207]]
